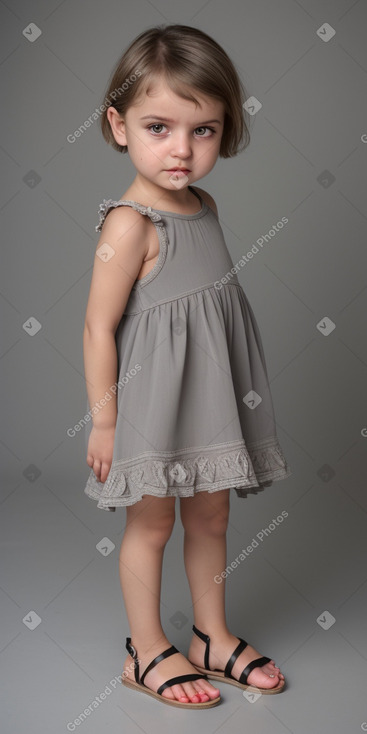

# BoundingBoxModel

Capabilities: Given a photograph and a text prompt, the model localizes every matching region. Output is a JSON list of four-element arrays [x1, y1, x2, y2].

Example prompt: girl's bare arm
[[83, 207, 150, 429]]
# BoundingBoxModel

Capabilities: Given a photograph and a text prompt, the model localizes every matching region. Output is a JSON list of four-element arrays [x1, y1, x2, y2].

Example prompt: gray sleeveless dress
[[84, 186, 291, 511]]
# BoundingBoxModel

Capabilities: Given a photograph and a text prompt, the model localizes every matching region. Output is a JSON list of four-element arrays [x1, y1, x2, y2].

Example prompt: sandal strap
[[238, 655, 271, 685], [140, 645, 179, 685], [125, 637, 140, 684], [192, 624, 211, 670], [126, 637, 181, 685], [191, 628, 273, 687], [224, 638, 248, 678], [157, 673, 208, 696]]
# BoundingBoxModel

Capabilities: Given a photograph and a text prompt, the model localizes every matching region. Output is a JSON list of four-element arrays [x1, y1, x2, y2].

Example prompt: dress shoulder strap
[[95, 198, 164, 233]]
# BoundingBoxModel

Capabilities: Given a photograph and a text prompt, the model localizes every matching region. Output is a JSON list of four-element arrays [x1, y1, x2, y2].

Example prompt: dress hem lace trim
[[84, 437, 292, 512]]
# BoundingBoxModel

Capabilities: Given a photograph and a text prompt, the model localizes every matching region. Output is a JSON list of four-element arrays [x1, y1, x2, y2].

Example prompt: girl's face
[[108, 81, 225, 191]]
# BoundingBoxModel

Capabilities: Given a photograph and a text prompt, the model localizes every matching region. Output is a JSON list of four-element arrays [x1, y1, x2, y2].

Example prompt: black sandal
[[189, 625, 285, 694], [121, 636, 221, 708]]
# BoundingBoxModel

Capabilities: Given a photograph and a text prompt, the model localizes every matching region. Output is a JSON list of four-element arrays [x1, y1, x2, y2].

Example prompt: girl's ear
[[106, 106, 127, 147]]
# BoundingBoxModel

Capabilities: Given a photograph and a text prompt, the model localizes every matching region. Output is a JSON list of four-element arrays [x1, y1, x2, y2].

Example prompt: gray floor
[[1, 463, 366, 733]]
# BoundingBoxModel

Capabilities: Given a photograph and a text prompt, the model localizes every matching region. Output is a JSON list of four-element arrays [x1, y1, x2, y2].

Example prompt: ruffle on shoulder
[[84, 438, 292, 511], [95, 199, 165, 233]]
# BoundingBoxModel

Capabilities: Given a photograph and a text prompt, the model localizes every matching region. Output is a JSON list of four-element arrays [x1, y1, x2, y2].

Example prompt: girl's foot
[[188, 630, 285, 690], [123, 638, 221, 704]]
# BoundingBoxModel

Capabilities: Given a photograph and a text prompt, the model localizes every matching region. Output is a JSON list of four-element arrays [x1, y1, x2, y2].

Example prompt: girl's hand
[[86, 425, 115, 483]]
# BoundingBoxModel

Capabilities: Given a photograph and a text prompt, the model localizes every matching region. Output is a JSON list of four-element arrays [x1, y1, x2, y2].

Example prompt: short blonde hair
[[100, 24, 251, 158]]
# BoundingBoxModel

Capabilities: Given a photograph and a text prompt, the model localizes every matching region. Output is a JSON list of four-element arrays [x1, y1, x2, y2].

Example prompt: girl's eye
[[147, 124, 215, 137], [149, 124, 166, 134], [194, 127, 215, 136]]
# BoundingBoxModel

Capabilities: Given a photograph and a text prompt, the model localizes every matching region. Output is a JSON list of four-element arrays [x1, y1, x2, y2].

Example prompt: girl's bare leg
[[180, 489, 285, 689], [120, 494, 220, 703]]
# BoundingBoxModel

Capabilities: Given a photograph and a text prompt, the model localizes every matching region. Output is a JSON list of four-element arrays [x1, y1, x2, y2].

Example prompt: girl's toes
[[200, 680, 220, 699], [259, 663, 277, 675], [195, 690, 210, 701], [162, 688, 182, 703], [179, 683, 201, 702], [248, 665, 281, 689], [193, 684, 210, 699], [162, 684, 193, 702]]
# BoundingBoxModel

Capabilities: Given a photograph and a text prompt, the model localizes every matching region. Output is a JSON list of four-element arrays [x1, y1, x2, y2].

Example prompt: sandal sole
[[121, 675, 221, 708], [190, 664, 285, 694]]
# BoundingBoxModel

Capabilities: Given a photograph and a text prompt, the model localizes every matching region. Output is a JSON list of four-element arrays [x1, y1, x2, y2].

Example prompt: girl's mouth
[[166, 169, 191, 177]]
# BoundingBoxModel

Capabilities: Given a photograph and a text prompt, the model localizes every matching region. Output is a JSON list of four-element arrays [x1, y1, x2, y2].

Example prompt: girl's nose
[[170, 134, 192, 158]]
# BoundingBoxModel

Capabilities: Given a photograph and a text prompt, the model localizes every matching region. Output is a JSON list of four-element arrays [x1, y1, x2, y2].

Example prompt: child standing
[[83, 24, 291, 708]]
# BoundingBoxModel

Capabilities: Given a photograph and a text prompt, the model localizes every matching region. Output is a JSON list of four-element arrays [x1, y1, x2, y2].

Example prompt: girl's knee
[[180, 492, 229, 536], [192, 512, 229, 536], [126, 497, 176, 547], [149, 511, 175, 546]]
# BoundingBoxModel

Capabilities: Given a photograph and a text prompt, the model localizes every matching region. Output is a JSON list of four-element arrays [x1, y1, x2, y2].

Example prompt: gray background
[[1, 1, 367, 732]]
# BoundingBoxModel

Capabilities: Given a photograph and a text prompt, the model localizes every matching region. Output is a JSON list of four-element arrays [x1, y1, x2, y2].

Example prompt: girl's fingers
[[100, 462, 111, 483], [86, 456, 111, 482], [92, 459, 101, 480]]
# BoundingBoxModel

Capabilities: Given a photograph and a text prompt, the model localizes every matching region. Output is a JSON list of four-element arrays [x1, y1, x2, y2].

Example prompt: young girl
[[83, 24, 291, 709]]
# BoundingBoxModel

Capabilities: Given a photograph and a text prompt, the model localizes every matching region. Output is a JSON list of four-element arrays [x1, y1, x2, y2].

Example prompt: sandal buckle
[[126, 638, 137, 659]]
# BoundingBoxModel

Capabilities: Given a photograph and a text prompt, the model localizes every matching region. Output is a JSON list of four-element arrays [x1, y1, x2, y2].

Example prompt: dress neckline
[[118, 185, 208, 220]]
